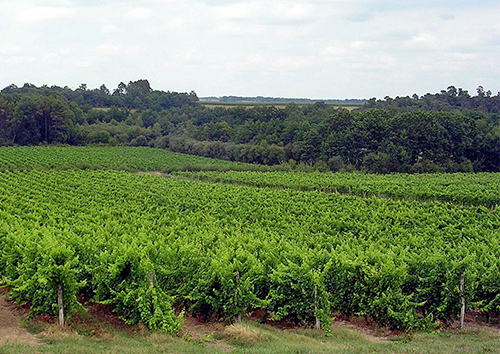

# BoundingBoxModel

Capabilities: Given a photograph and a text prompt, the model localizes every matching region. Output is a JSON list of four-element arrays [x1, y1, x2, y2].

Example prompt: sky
[[0, 0, 499, 99]]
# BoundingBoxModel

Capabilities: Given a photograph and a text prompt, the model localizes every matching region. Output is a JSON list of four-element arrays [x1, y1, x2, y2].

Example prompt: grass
[[1, 319, 499, 354]]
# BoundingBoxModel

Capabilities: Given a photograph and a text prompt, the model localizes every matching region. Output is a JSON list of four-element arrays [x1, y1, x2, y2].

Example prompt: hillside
[[0, 146, 499, 352]]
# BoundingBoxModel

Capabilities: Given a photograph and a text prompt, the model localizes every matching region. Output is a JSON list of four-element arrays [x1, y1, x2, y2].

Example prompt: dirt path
[[0, 294, 38, 346], [331, 320, 392, 344]]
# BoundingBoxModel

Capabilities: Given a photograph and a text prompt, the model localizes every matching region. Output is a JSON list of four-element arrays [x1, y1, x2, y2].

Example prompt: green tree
[[0, 95, 14, 144], [12, 95, 43, 145], [42, 96, 76, 143]]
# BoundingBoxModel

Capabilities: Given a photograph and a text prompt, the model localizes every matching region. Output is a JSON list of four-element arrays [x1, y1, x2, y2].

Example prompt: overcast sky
[[1, 0, 499, 99]]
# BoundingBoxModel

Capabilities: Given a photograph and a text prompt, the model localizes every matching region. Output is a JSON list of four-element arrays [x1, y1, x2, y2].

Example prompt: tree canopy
[[1, 81, 498, 173]]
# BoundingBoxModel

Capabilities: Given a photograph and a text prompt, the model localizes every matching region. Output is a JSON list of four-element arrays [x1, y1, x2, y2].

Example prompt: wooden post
[[58, 284, 64, 328], [314, 284, 321, 330], [148, 270, 154, 287], [460, 274, 465, 329], [235, 271, 242, 323]]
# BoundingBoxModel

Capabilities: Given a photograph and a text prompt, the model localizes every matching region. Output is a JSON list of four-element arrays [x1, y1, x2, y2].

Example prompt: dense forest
[[0, 80, 498, 173]]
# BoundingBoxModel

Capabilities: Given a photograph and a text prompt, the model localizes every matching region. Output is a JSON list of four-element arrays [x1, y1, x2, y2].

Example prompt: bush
[[130, 135, 148, 147]]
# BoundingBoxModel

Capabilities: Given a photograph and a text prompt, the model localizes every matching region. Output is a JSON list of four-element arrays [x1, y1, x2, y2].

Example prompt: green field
[[0, 147, 499, 352], [175, 170, 500, 208], [0, 146, 258, 172]]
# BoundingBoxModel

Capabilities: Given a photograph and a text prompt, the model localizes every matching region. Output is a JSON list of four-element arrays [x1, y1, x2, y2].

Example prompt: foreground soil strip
[[0, 295, 38, 345]]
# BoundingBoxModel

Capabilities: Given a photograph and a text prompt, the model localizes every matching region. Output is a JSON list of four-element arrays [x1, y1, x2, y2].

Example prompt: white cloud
[[17, 6, 76, 22], [439, 14, 455, 20], [175, 48, 200, 63], [450, 52, 477, 61], [5, 56, 36, 64], [264, 2, 316, 24], [101, 24, 117, 33], [75, 57, 95, 68], [214, 2, 261, 20], [0, 44, 21, 55], [363, 53, 397, 69], [0, 0, 499, 98], [274, 56, 314, 69], [406, 33, 439, 48], [126, 7, 153, 20], [321, 46, 346, 57], [213, 1, 316, 25], [168, 16, 187, 30], [349, 40, 362, 49], [96, 44, 121, 53], [42, 53, 60, 65]]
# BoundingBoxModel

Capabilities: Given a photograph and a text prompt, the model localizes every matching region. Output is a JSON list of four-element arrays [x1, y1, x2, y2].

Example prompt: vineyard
[[0, 148, 499, 334], [175, 170, 500, 208], [0, 146, 257, 172]]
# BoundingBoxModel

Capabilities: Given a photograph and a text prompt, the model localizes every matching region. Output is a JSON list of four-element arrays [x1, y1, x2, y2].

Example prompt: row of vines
[[0, 146, 252, 172], [1, 169, 499, 332], [2, 146, 498, 208], [175, 170, 500, 208]]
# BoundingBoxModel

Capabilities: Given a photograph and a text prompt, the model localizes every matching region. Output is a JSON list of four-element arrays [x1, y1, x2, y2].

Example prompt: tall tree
[[12, 95, 43, 145]]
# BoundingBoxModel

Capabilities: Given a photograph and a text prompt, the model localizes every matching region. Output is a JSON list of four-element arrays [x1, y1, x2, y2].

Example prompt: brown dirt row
[[0, 292, 38, 346]]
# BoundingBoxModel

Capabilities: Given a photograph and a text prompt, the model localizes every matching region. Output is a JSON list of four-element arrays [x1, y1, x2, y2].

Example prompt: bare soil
[[331, 319, 393, 343], [1, 292, 498, 349], [136, 171, 164, 177], [0, 293, 38, 346], [181, 312, 225, 341]]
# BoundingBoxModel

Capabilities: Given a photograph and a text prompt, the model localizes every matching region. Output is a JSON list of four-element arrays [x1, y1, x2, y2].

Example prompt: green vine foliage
[[110, 285, 183, 333], [2, 234, 85, 319], [0, 168, 499, 334], [94, 243, 182, 333], [267, 262, 331, 328], [186, 248, 265, 321]]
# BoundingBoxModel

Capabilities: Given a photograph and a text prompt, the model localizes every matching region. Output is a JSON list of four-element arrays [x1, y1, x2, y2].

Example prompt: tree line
[[202, 95, 366, 105], [0, 81, 498, 173]]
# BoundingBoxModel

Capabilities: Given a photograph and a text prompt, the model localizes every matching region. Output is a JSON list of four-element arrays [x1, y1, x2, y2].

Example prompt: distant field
[[201, 101, 362, 110]]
